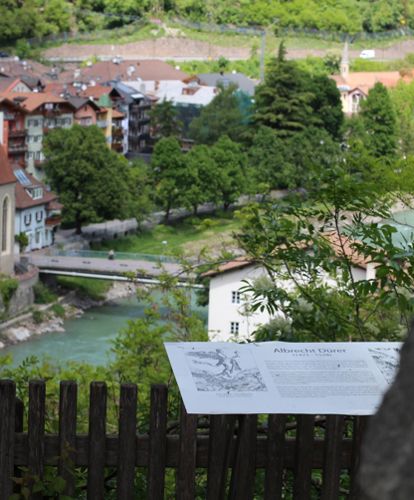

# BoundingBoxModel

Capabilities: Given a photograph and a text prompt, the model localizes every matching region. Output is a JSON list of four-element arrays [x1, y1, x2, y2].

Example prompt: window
[[24, 213, 32, 226], [231, 291, 241, 304], [35, 230, 40, 244], [2, 197, 8, 252], [230, 322, 239, 336], [36, 210, 43, 222]]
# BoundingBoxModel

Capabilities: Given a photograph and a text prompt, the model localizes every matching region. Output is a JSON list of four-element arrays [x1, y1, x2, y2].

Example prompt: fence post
[[0, 380, 16, 499], [207, 415, 236, 500], [87, 381, 107, 500], [321, 415, 345, 500], [28, 379, 46, 499], [349, 416, 369, 499], [59, 380, 77, 497], [176, 400, 197, 500], [147, 384, 168, 500], [264, 414, 287, 500], [117, 383, 137, 500], [228, 414, 258, 500], [293, 415, 315, 499]]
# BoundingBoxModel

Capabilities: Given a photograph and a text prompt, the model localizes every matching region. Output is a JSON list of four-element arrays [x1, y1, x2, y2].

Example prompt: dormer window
[[26, 187, 43, 200]]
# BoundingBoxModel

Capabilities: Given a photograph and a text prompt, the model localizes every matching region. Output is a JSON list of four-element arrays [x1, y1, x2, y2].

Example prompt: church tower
[[340, 40, 349, 79]]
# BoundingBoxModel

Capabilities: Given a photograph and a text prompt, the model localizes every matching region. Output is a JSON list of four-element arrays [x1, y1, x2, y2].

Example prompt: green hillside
[[1, 0, 414, 46]]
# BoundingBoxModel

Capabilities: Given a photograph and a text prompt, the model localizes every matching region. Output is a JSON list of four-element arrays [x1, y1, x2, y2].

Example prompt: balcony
[[8, 144, 27, 154], [112, 127, 123, 138], [9, 129, 26, 138], [45, 215, 62, 227]]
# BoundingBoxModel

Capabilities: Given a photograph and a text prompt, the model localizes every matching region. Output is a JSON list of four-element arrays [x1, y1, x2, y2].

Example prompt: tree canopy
[[254, 43, 343, 139], [44, 125, 133, 233], [189, 84, 251, 145]]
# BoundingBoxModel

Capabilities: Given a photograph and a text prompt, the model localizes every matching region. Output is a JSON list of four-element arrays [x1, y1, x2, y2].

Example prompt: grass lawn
[[91, 214, 241, 257]]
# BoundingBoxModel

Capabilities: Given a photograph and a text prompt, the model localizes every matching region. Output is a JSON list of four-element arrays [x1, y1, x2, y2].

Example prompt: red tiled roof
[[0, 91, 75, 113], [58, 60, 190, 85], [202, 257, 253, 277], [111, 108, 124, 118], [0, 146, 16, 185], [322, 231, 371, 269], [332, 70, 413, 94], [12, 166, 58, 209]]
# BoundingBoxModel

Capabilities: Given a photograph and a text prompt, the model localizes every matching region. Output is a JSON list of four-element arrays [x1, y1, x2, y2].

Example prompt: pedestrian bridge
[[26, 249, 199, 287]]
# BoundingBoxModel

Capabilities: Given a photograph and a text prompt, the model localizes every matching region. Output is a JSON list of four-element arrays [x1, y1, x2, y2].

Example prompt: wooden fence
[[0, 379, 368, 499]]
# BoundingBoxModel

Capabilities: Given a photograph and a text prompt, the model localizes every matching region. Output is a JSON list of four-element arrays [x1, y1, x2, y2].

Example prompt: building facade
[[0, 146, 16, 274]]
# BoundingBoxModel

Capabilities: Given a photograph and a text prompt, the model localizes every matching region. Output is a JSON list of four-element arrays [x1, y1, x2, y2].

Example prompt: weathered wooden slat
[[28, 379, 46, 498], [13, 397, 24, 493], [264, 414, 287, 500], [0, 380, 16, 499], [207, 415, 236, 500], [13, 433, 354, 468], [321, 415, 345, 500], [293, 415, 315, 499], [229, 415, 258, 500], [87, 381, 107, 500], [176, 401, 197, 500], [59, 380, 77, 497], [147, 384, 168, 500], [117, 383, 137, 500], [349, 416, 369, 499]]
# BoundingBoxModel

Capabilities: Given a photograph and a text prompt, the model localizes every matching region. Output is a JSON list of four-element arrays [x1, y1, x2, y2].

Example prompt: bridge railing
[[46, 248, 179, 263], [0, 379, 367, 499]]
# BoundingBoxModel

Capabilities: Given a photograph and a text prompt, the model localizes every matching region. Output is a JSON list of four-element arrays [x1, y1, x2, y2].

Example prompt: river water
[[1, 294, 207, 367]]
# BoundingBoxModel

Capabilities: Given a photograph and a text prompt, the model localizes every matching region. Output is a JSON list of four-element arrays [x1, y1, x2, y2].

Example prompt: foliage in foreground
[[237, 150, 414, 342]]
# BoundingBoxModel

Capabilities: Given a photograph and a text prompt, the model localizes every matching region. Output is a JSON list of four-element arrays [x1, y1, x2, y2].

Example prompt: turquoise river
[[1, 294, 207, 367]]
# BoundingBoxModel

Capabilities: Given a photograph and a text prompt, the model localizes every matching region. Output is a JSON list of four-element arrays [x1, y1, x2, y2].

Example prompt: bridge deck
[[27, 254, 184, 279]]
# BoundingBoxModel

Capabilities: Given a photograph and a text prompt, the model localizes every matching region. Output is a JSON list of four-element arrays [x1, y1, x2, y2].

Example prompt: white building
[[205, 239, 375, 342], [13, 167, 61, 251], [205, 258, 272, 342]]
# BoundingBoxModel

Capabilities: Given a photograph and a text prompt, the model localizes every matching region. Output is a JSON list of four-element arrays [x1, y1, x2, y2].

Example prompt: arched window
[[2, 196, 9, 253]]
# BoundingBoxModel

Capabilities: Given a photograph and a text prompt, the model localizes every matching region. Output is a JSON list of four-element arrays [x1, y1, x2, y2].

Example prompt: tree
[[360, 82, 397, 158], [128, 159, 154, 227], [307, 74, 344, 139], [254, 43, 343, 139], [150, 137, 186, 221], [390, 80, 414, 157], [254, 43, 315, 137], [44, 125, 133, 234], [181, 144, 220, 214], [210, 136, 247, 210], [237, 151, 414, 342], [189, 84, 250, 145], [249, 125, 340, 190], [150, 99, 183, 140]]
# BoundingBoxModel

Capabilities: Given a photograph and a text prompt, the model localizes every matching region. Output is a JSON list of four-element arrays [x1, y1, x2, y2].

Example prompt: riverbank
[[0, 281, 137, 350]]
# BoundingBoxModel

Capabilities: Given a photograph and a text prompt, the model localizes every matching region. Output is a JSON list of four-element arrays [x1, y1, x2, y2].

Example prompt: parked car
[[0, 51, 10, 58], [360, 49, 376, 59]]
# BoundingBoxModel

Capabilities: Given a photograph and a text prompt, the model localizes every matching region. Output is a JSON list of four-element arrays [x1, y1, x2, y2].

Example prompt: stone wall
[[0, 266, 38, 319]]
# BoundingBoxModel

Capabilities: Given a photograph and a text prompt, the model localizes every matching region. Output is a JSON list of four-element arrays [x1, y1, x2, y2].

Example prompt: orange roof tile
[[332, 71, 413, 94]]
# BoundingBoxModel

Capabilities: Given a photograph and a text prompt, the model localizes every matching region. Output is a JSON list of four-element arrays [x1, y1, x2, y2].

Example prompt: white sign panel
[[164, 341, 401, 415]]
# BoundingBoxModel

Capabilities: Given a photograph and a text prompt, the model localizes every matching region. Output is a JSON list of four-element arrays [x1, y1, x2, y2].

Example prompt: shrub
[[15, 232, 29, 252], [51, 303, 65, 318], [34, 282, 57, 304], [32, 310, 44, 324], [0, 275, 18, 310]]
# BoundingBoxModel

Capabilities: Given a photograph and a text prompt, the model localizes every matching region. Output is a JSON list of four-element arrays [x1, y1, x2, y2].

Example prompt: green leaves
[[44, 125, 134, 233]]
